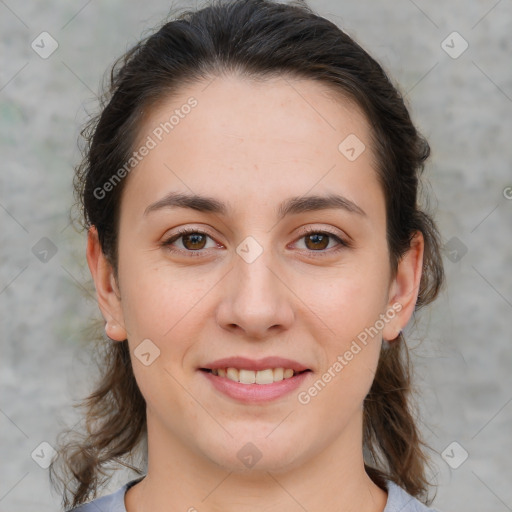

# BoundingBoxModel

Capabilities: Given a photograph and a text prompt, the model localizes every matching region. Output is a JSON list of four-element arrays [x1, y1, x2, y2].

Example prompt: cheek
[[294, 259, 390, 337], [117, 246, 208, 339], [294, 253, 389, 395]]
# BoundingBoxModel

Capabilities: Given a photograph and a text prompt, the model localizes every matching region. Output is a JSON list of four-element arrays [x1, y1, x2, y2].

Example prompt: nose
[[215, 242, 295, 340]]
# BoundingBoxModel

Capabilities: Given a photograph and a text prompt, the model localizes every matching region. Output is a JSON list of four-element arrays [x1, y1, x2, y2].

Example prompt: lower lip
[[200, 370, 311, 403]]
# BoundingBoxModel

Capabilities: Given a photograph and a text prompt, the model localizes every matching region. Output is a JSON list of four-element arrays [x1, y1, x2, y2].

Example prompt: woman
[[50, 0, 445, 510]]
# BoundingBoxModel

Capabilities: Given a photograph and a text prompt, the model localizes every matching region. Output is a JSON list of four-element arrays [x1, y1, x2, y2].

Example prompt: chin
[[201, 433, 308, 474]]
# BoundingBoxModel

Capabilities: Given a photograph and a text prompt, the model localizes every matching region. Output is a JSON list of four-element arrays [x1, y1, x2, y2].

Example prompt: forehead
[[120, 73, 382, 224], [147, 74, 367, 144]]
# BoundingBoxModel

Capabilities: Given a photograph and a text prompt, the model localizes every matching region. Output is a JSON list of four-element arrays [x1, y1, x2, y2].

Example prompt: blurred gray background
[[1, 1, 511, 511]]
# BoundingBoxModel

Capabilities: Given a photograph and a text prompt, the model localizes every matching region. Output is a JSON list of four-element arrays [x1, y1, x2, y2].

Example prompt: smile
[[202, 367, 309, 384], [200, 369, 311, 403]]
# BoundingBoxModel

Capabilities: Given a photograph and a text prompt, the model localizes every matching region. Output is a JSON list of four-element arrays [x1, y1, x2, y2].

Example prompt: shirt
[[67, 476, 442, 511]]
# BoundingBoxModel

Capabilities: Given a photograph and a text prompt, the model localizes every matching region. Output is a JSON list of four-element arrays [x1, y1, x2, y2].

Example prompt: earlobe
[[105, 321, 127, 342], [382, 232, 424, 342], [86, 226, 128, 342]]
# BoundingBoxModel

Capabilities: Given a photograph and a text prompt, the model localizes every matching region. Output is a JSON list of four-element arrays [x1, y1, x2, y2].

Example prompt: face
[[89, 74, 422, 474]]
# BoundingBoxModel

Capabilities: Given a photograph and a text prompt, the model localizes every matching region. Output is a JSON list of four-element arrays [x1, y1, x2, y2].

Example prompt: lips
[[200, 366, 311, 402], [200, 356, 310, 372], [198, 356, 312, 401], [204, 367, 309, 385]]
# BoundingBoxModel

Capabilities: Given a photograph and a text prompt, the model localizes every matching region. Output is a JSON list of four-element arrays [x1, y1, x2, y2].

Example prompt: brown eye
[[295, 229, 347, 255], [304, 233, 330, 251], [162, 227, 347, 258], [162, 228, 217, 255], [181, 232, 207, 250]]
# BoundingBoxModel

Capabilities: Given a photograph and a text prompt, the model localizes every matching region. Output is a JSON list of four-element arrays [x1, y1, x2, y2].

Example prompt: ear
[[382, 231, 424, 342], [86, 226, 127, 342]]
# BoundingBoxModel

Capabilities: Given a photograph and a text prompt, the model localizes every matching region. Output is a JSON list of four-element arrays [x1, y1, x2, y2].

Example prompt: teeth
[[273, 367, 284, 381], [239, 369, 256, 384], [283, 368, 294, 379], [226, 367, 239, 381], [255, 369, 274, 384], [212, 367, 300, 384]]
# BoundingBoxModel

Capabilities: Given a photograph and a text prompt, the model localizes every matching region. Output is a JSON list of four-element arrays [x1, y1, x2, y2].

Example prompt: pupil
[[307, 233, 328, 250], [185, 233, 205, 249]]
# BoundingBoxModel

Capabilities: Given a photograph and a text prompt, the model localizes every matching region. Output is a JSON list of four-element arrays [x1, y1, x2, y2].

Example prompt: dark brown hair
[[50, 0, 444, 509]]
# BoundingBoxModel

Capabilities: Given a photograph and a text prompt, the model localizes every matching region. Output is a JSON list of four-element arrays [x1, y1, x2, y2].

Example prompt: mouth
[[198, 357, 312, 403], [199, 367, 311, 385]]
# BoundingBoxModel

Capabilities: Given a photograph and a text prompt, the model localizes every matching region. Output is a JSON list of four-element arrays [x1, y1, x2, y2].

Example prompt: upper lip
[[200, 356, 310, 372]]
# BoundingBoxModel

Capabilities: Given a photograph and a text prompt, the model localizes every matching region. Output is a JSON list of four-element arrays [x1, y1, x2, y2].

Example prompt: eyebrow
[[143, 191, 366, 219]]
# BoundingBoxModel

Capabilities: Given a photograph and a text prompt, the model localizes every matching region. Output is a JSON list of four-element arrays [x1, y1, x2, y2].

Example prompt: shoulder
[[66, 476, 442, 512], [384, 480, 442, 512], [65, 476, 145, 512]]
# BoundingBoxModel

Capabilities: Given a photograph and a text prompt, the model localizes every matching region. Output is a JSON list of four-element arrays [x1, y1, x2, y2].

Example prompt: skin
[[87, 73, 424, 512]]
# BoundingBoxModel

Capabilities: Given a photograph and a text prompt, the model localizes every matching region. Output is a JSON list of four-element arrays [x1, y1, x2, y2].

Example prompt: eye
[[293, 227, 348, 255], [162, 228, 220, 255], [161, 227, 349, 257]]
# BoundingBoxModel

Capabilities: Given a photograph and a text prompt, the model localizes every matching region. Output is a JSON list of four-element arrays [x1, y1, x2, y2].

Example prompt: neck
[[125, 412, 388, 512]]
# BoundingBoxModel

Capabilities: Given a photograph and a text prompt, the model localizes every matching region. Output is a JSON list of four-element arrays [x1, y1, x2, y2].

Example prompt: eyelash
[[161, 227, 349, 258]]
